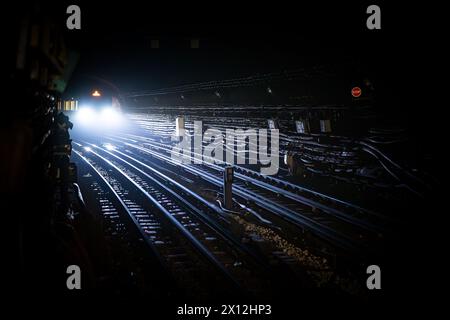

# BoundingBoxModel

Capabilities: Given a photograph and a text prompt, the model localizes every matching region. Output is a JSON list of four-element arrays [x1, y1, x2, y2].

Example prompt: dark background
[[65, 2, 395, 91], [50, 2, 440, 141]]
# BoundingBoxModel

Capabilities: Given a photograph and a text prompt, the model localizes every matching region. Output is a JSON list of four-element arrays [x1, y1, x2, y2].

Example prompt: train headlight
[[100, 107, 122, 126], [76, 107, 96, 124]]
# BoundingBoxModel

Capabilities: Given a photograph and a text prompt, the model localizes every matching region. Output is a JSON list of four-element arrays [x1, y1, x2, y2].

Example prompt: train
[[72, 89, 123, 127]]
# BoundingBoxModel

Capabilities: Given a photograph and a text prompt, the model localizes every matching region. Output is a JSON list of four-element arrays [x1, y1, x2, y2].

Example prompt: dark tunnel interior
[[1, 1, 443, 315]]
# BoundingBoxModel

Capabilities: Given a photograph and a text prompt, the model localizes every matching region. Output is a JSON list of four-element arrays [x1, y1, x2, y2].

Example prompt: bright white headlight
[[77, 107, 96, 124], [100, 107, 122, 125]]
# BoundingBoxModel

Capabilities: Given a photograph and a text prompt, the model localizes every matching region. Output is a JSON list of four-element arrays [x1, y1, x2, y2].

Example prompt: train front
[[75, 89, 124, 129]]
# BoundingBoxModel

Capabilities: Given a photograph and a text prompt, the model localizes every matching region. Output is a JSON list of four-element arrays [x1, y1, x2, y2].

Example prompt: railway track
[[112, 132, 392, 226], [128, 113, 423, 192], [73, 149, 177, 295], [90, 134, 389, 257], [73, 145, 244, 298], [73, 141, 308, 298]]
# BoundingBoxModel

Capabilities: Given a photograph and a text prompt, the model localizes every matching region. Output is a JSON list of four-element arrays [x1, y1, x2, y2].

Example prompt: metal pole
[[224, 166, 234, 210], [176, 116, 185, 137]]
